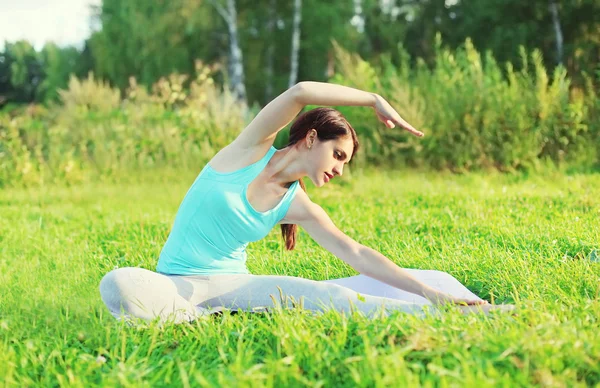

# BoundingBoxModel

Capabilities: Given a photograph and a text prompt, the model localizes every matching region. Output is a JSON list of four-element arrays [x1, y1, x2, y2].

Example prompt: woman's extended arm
[[295, 81, 378, 108], [353, 245, 488, 306], [296, 194, 484, 307], [234, 81, 422, 149], [297, 82, 422, 136]]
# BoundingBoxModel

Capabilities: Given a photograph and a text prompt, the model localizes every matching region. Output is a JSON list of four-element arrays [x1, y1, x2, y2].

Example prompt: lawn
[[1, 169, 599, 386]]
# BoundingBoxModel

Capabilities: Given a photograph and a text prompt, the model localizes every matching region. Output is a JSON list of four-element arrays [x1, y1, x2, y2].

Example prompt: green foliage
[[331, 36, 598, 172], [0, 62, 249, 187], [1, 41, 44, 103], [89, 0, 212, 90], [402, 0, 600, 85], [57, 72, 121, 113], [0, 41, 91, 105], [2, 0, 600, 109], [38, 44, 83, 102], [1, 38, 598, 187]]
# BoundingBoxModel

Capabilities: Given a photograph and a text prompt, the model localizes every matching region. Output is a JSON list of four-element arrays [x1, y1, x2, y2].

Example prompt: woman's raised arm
[[234, 81, 422, 149], [295, 81, 423, 136]]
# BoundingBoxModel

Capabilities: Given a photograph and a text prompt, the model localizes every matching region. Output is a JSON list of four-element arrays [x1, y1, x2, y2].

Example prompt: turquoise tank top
[[156, 146, 300, 275]]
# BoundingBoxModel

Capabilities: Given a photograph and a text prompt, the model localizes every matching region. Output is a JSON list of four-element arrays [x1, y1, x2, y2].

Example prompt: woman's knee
[[99, 267, 157, 309], [99, 267, 199, 322], [100, 267, 130, 295], [99, 268, 128, 308]]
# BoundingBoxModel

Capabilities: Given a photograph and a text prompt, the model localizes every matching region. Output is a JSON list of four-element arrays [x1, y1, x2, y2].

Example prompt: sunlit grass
[[0, 169, 598, 386]]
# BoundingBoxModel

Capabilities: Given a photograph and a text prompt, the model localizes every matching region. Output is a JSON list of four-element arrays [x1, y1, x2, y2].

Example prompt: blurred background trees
[[0, 0, 599, 186], [1, 0, 598, 107]]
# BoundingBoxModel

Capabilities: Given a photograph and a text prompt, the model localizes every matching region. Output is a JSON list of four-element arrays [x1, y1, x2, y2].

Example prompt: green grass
[[1, 168, 599, 386]]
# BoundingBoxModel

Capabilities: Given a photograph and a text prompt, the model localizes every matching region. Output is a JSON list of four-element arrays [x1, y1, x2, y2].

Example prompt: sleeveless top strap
[[242, 146, 278, 183], [274, 180, 301, 223]]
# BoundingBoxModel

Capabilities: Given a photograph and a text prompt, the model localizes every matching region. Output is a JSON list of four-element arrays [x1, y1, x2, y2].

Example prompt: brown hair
[[280, 107, 360, 250]]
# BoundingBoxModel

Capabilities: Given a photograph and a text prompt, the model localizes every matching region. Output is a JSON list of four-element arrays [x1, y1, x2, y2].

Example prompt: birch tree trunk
[[210, 0, 247, 103], [265, 0, 276, 102], [352, 0, 365, 33], [549, 0, 563, 65], [288, 0, 302, 88]]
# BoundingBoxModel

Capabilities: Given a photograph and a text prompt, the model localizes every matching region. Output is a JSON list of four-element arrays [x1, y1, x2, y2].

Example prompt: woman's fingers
[[394, 116, 424, 137], [458, 304, 517, 316], [378, 113, 424, 137], [373, 94, 424, 136], [456, 299, 488, 306], [376, 112, 394, 128]]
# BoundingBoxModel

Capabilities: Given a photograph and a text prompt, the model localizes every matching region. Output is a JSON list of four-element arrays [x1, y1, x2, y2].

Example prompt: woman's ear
[[306, 129, 317, 148]]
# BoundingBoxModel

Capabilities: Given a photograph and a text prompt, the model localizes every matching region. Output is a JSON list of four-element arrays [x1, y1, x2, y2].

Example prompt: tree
[[288, 0, 302, 88], [0, 41, 44, 103], [264, 0, 277, 101], [38, 43, 81, 102], [209, 0, 247, 102], [90, 0, 206, 89]]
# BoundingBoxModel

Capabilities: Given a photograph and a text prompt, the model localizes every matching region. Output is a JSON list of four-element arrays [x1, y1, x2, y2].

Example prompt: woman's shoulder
[[206, 140, 275, 174]]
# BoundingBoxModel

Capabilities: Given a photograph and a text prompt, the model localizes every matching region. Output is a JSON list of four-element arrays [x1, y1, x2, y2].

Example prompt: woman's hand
[[422, 289, 517, 316], [423, 289, 489, 306], [372, 94, 424, 137]]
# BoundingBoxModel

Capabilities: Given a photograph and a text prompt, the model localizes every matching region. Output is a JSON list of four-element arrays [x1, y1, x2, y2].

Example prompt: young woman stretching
[[99, 81, 514, 325]]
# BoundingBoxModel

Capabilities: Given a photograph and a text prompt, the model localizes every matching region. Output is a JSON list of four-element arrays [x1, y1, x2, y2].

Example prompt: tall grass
[[0, 61, 249, 187], [331, 35, 599, 172], [0, 171, 598, 386], [1, 39, 598, 188]]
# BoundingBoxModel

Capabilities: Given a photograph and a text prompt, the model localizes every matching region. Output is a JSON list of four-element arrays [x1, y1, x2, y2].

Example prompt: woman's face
[[309, 136, 354, 187]]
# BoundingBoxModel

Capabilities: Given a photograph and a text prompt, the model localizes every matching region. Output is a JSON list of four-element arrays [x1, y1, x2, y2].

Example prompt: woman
[[99, 81, 514, 325]]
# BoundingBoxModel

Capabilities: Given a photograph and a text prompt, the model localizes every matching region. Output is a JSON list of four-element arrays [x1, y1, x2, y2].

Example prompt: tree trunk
[[288, 0, 302, 88], [265, 0, 276, 102], [210, 0, 247, 103], [326, 49, 335, 79], [226, 0, 246, 102], [352, 0, 365, 33], [549, 0, 563, 65]]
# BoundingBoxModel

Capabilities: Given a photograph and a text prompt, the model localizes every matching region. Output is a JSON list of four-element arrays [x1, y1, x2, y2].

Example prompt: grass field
[[1, 169, 599, 386]]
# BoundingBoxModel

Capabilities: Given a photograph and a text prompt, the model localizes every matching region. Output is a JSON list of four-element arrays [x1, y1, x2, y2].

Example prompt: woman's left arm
[[235, 81, 422, 150], [353, 245, 487, 306], [296, 81, 423, 137]]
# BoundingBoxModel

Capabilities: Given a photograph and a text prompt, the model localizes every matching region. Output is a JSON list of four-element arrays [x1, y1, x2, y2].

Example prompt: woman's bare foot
[[456, 304, 517, 316]]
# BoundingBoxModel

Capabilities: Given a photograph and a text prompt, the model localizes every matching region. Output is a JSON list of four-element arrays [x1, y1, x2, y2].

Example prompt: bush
[[331, 35, 598, 172], [1, 44, 598, 188], [0, 61, 251, 187]]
